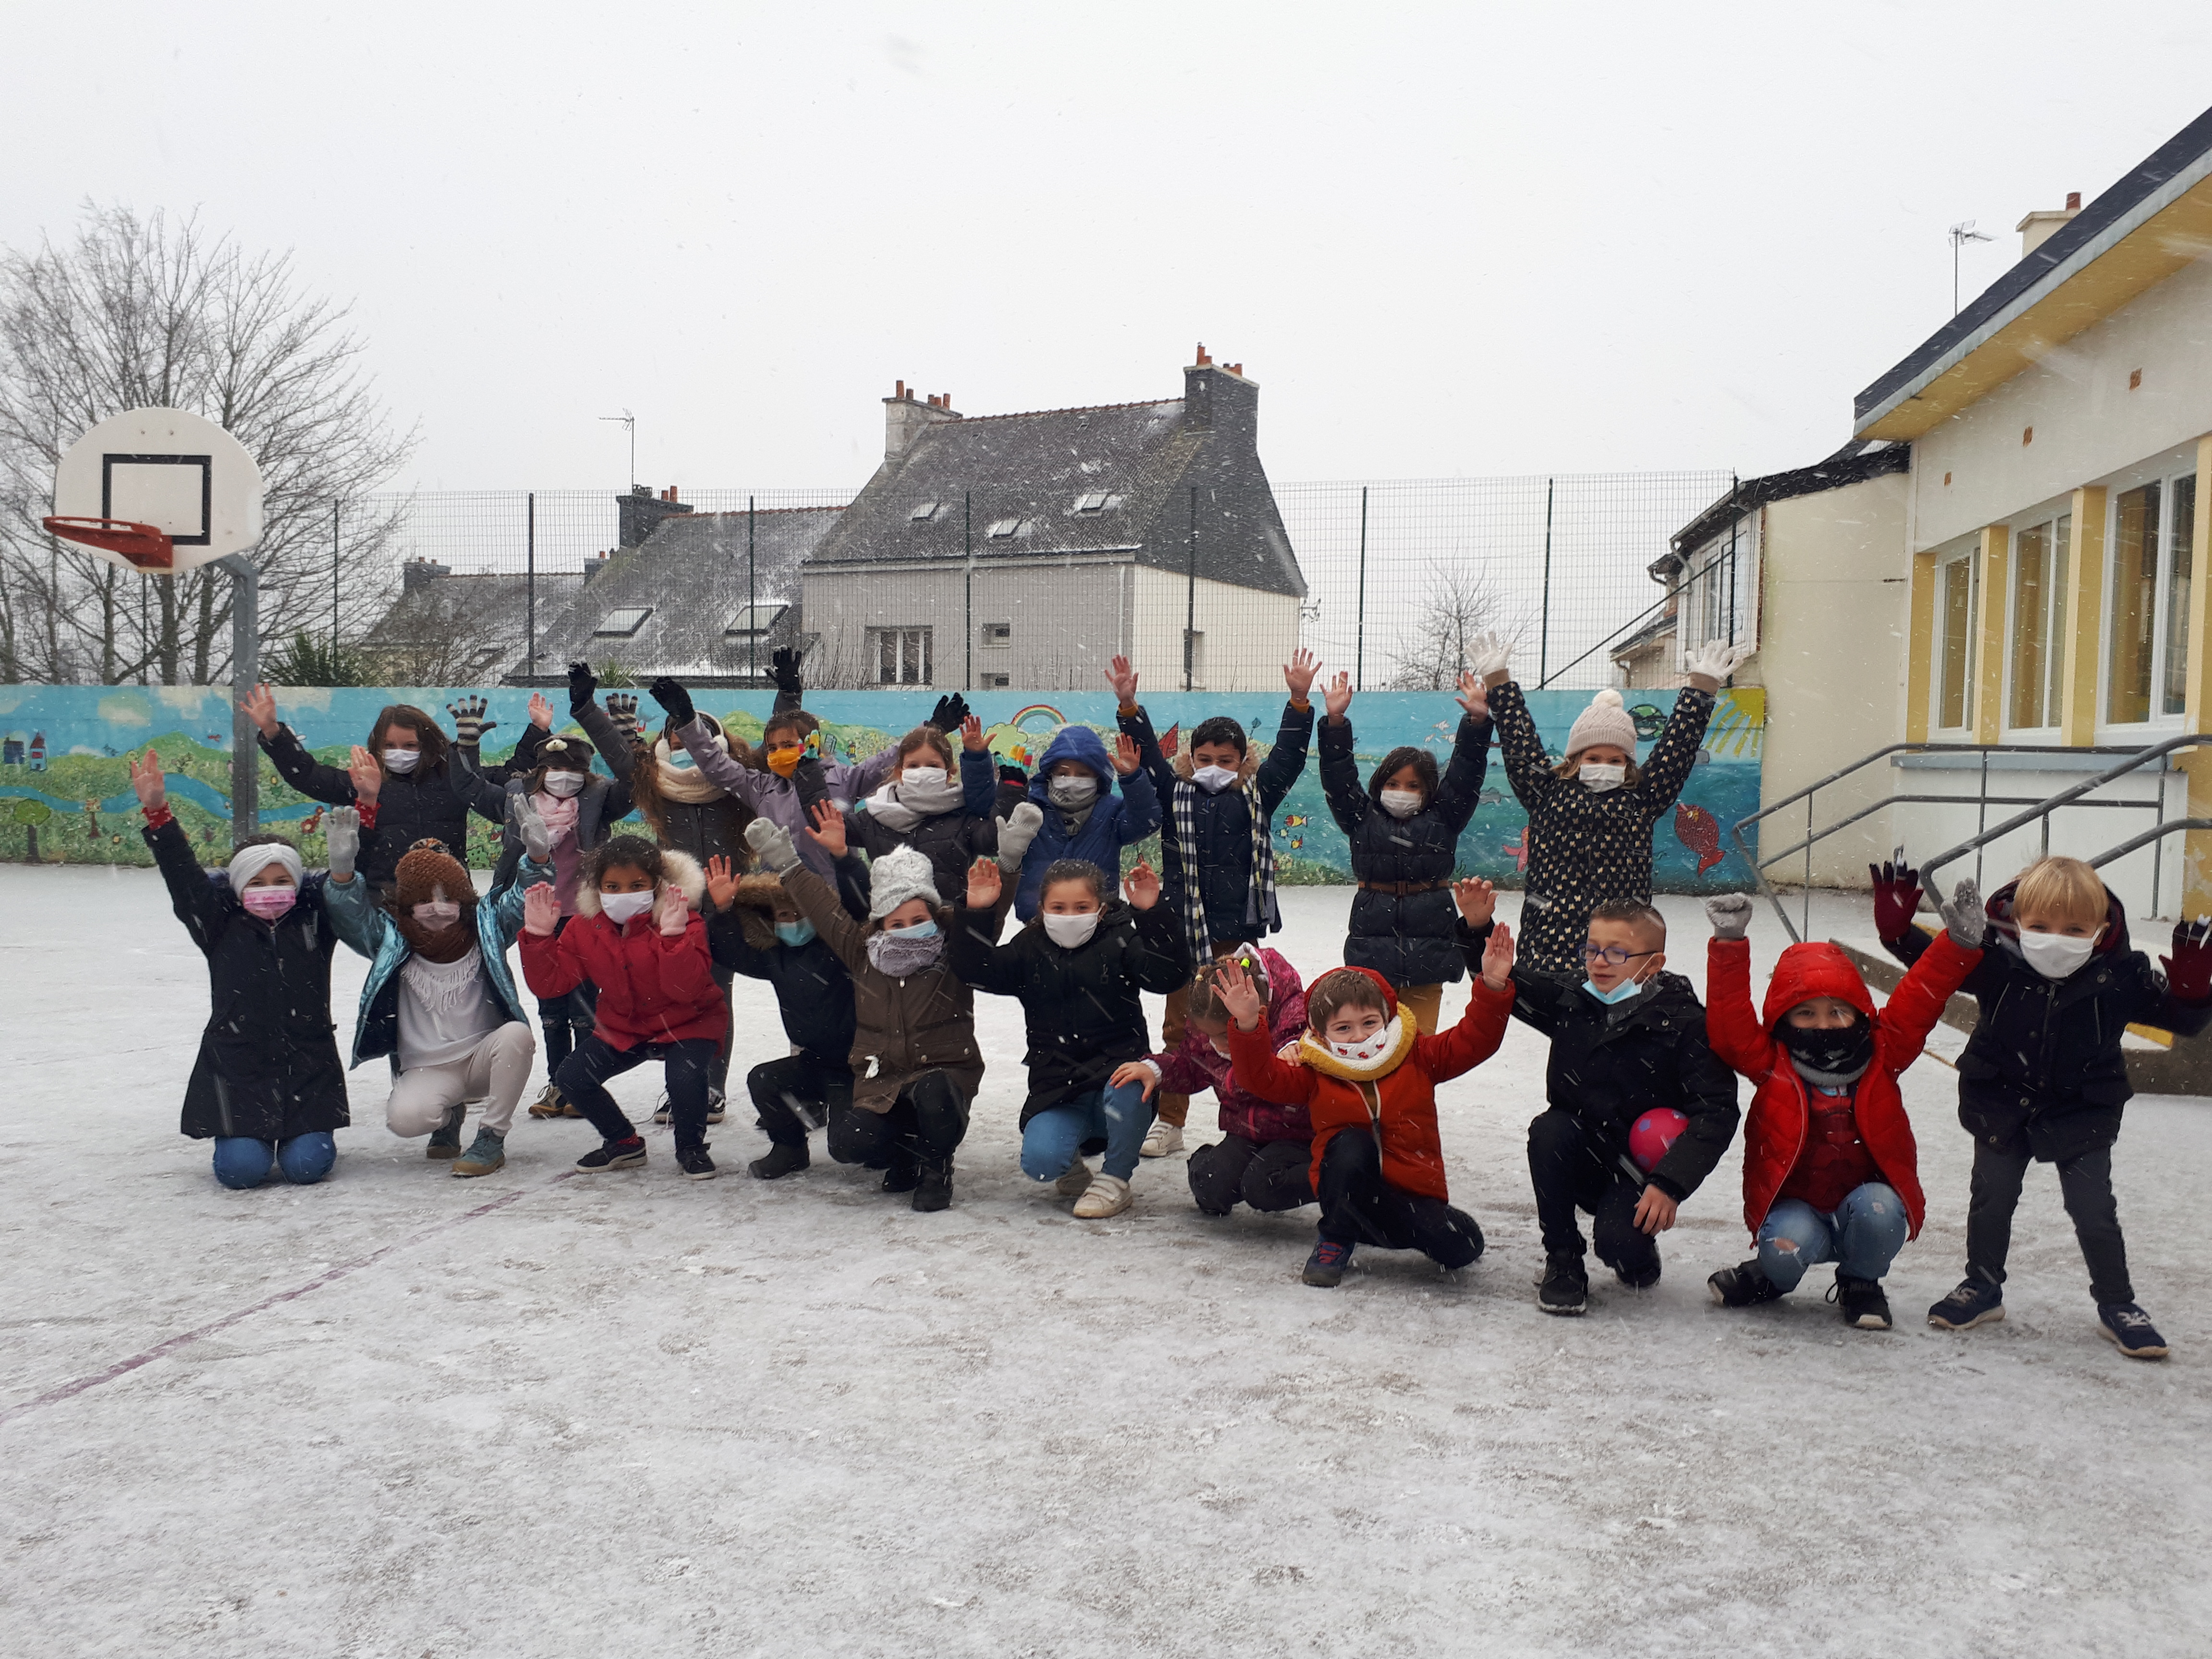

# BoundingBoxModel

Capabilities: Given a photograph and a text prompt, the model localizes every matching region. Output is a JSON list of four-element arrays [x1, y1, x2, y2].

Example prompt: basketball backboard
[[48, 407, 264, 576]]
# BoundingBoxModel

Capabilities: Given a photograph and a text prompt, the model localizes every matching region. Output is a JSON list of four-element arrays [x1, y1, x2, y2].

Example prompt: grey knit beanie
[[1564, 688, 1640, 759], [867, 843, 941, 920]]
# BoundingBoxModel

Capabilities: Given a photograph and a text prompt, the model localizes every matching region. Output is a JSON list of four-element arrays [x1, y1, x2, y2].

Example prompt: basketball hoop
[[43, 515, 175, 572]]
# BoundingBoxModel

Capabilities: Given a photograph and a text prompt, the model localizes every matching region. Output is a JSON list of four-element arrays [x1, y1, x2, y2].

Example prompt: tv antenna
[[600, 409, 636, 490], [1948, 222, 1994, 317]]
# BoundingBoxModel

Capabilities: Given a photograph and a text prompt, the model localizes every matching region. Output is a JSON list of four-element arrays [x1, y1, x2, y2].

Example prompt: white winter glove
[[745, 816, 802, 875], [1683, 641, 1750, 688], [325, 806, 360, 883], [509, 790, 553, 864], [1469, 630, 1512, 683], [995, 801, 1045, 873], [1934, 876, 1986, 949], [1705, 893, 1753, 940]]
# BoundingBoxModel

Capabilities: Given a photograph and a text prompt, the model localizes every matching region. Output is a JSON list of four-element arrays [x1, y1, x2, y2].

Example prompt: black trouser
[[1188, 1134, 1315, 1214], [709, 964, 735, 1093], [749, 1052, 854, 1147], [1316, 1129, 1484, 1268], [826, 1070, 971, 1169], [1966, 1140, 2132, 1304], [1527, 1109, 1658, 1279], [539, 915, 600, 1074], [557, 1034, 720, 1152]]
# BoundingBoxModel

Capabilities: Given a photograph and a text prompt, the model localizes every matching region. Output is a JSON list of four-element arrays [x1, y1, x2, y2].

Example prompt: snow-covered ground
[[5, 868, 2211, 1657]]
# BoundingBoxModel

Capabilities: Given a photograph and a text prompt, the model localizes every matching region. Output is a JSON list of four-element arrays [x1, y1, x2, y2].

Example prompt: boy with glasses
[[1455, 885, 1740, 1315]]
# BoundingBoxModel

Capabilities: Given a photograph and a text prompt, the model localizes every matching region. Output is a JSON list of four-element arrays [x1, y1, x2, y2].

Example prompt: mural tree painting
[[13, 796, 50, 862]]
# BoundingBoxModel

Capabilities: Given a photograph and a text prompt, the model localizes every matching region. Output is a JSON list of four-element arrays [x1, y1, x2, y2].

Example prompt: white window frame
[[1932, 545, 1977, 736], [2098, 461, 2198, 734], [980, 621, 1012, 648], [1675, 510, 1760, 668], [2000, 507, 2071, 736], [869, 625, 933, 686], [593, 606, 653, 638]]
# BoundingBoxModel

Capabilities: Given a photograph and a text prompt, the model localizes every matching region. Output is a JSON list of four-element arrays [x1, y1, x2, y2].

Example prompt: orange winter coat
[[1226, 967, 1515, 1202]]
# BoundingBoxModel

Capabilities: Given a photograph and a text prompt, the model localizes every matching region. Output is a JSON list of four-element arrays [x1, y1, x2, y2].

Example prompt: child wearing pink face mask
[[131, 748, 368, 1190]]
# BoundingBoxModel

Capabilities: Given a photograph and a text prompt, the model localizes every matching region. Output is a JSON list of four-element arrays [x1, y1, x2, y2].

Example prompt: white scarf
[[863, 774, 964, 833], [654, 735, 727, 804]]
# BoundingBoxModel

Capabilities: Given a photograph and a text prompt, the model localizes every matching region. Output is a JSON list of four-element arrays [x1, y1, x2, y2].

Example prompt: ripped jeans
[[1756, 1182, 1910, 1292]]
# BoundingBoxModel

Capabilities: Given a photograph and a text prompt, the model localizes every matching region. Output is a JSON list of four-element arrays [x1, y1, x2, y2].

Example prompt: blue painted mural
[[0, 682, 1764, 888]]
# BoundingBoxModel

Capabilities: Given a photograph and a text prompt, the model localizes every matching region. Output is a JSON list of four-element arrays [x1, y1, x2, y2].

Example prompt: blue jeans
[[212, 1133, 337, 1190], [1021, 1081, 1154, 1183], [1757, 1182, 1909, 1292]]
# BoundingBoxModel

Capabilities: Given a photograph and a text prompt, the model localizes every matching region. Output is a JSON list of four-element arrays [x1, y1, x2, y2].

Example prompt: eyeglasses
[[1582, 943, 1661, 967]]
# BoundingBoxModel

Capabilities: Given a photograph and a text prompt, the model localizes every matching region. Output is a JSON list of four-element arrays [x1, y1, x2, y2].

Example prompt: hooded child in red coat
[[1700, 886, 1985, 1332], [1221, 927, 1517, 1288]]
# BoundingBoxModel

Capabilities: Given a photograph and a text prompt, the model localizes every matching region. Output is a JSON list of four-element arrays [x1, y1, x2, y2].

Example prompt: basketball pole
[[215, 553, 259, 839]]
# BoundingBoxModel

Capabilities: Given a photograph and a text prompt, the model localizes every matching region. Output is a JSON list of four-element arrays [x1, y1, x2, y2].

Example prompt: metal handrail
[[1727, 739, 2181, 942], [2089, 816, 2212, 874]]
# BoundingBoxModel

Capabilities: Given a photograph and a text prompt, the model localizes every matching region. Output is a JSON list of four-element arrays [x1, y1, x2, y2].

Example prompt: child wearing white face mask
[[1874, 855, 2212, 1358], [950, 856, 1188, 1219], [834, 719, 1016, 915], [1477, 637, 1748, 980], [1317, 669, 1493, 1033]]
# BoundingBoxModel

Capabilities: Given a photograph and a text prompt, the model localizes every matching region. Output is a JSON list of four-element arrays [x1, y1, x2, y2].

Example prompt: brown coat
[[781, 864, 984, 1113]]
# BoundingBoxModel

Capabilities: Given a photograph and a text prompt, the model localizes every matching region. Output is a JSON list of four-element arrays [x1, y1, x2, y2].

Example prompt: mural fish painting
[[1673, 802, 1726, 875], [1280, 814, 1309, 830]]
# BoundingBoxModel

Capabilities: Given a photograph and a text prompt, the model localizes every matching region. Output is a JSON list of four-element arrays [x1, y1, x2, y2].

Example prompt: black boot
[[748, 1141, 810, 1180], [1832, 1274, 1894, 1331], [912, 1157, 954, 1212], [1538, 1252, 1588, 1316], [1708, 1260, 1786, 1307], [880, 1155, 921, 1194]]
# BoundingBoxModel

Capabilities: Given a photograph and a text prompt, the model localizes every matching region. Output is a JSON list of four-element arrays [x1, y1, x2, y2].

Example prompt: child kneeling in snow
[[1701, 886, 1986, 1332], [950, 854, 1189, 1219], [520, 835, 728, 1179], [1455, 884, 1739, 1316], [1218, 935, 1516, 1287]]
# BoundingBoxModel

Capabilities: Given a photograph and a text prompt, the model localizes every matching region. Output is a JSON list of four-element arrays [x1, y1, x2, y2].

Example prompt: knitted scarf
[[1170, 776, 1275, 959]]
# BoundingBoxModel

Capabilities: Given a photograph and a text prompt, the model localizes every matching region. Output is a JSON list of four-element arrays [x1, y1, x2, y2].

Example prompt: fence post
[[525, 492, 536, 682], [1537, 476, 1555, 688], [330, 502, 340, 649], [1355, 485, 1368, 691], [1184, 486, 1198, 692], [747, 495, 757, 684], [964, 491, 974, 693]]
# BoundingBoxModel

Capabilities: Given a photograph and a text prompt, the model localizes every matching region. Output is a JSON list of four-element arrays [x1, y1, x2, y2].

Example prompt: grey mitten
[[995, 800, 1045, 873], [745, 816, 802, 875], [1705, 893, 1753, 940], [509, 791, 553, 864], [607, 691, 646, 749], [325, 805, 360, 882], [447, 695, 494, 746], [1935, 877, 1986, 948]]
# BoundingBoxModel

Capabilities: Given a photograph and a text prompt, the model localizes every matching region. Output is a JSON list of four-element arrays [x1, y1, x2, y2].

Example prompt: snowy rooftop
[[6, 874, 2209, 1652]]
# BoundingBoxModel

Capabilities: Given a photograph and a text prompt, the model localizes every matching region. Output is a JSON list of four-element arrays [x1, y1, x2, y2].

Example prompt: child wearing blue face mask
[[703, 852, 861, 1180], [1455, 883, 1740, 1316]]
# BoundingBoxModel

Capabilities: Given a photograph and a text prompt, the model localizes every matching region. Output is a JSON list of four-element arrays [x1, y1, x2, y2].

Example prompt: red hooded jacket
[[1227, 967, 1515, 1202], [521, 852, 729, 1052], [1705, 931, 1981, 1240]]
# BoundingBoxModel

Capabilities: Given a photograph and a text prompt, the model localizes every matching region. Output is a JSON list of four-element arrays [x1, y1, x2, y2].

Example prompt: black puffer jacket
[[260, 723, 504, 887], [573, 697, 752, 867], [949, 894, 1190, 1125], [845, 745, 1000, 904], [146, 815, 353, 1142], [708, 874, 858, 1068], [1461, 918, 1739, 1202], [1884, 880, 2212, 1161], [1322, 710, 1491, 986]]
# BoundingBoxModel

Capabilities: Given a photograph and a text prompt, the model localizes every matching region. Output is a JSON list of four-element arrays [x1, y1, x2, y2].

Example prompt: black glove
[[769, 647, 804, 697], [929, 692, 971, 733], [566, 660, 597, 713], [646, 676, 695, 727], [998, 764, 1029, 789]]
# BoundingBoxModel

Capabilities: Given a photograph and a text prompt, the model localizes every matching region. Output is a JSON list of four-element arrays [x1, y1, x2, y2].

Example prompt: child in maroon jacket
[[521, 834, 728, 1179], [1112, 946, 1315, 1215]]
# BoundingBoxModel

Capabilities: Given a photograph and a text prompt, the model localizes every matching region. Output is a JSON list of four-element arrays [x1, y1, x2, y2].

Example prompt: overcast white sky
[[5, 2, 2210, 496]]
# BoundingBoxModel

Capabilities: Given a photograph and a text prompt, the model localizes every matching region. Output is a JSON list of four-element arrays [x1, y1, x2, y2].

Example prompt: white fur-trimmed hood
[[573, 848, 707, 917]]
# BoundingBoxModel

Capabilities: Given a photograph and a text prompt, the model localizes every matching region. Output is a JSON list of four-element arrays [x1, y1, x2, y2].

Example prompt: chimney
[[1194, 342, 1212, 367], [884, 379, 961, 461], [2017, 191, 2081, 259], [580, 550, 611, 587], [401, 557, 452, 593], [616, 486, 693, 550], [1182, 351, 1259, 447]]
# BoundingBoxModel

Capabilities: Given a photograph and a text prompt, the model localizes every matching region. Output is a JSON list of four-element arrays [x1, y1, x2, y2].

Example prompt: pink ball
[[1629, 1108, 1690, 1172]]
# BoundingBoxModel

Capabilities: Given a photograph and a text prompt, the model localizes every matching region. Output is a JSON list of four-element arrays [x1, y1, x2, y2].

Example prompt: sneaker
[[527, 1083, 576, 1120], [450, 1128, 506, 1178], [748, 1142, 810, 1180], [1141, 1121, 1183, 1158], [652, 1092, 673, 1126], [1303, 1238, 1355, 1287], [676, 1143, 718, 1181], [705, 1088, 727, 1126], [1538, 1252, 1588, 1316], [1707, 1261, 1785, 1308], [1053, 1156, 1094, 1197], [1072, 1174, 1132, 1219], [1831, 1274, 1893, 1331], [1927, 1277, 2005, 1331], [575, 1136, 647, 1173], [913, 1158, 954, 1213], [2097, 1302, 2170, 1360], [426, 1102, 466, 1159], [880, 1157, 922, 1194]]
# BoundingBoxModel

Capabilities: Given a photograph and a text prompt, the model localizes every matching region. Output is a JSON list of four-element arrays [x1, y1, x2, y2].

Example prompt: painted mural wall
[[0, 683, 1764, 890]]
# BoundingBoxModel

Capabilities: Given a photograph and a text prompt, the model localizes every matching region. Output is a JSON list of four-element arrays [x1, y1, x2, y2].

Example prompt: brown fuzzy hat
[[724, 872, 790, 951], [389, 841, 478, 961]]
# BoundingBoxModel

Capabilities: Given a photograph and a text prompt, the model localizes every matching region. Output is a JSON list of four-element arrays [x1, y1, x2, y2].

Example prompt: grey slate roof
[[509, 505, 844, 685], [363, 571, 584, 683], [1653, 444, 1911, 579], [805, 371, 1307, 599]]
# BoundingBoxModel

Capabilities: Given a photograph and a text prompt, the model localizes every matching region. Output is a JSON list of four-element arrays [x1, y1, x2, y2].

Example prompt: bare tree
[[360, 583, 524, 687], [0, 204, 415, 684], [1389, 559, 1526, 691]]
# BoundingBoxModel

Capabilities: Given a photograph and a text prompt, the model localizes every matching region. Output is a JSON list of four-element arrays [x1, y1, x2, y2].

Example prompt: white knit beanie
[[867, 843, 941, 920], [1564, 688, 1640, 759]]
